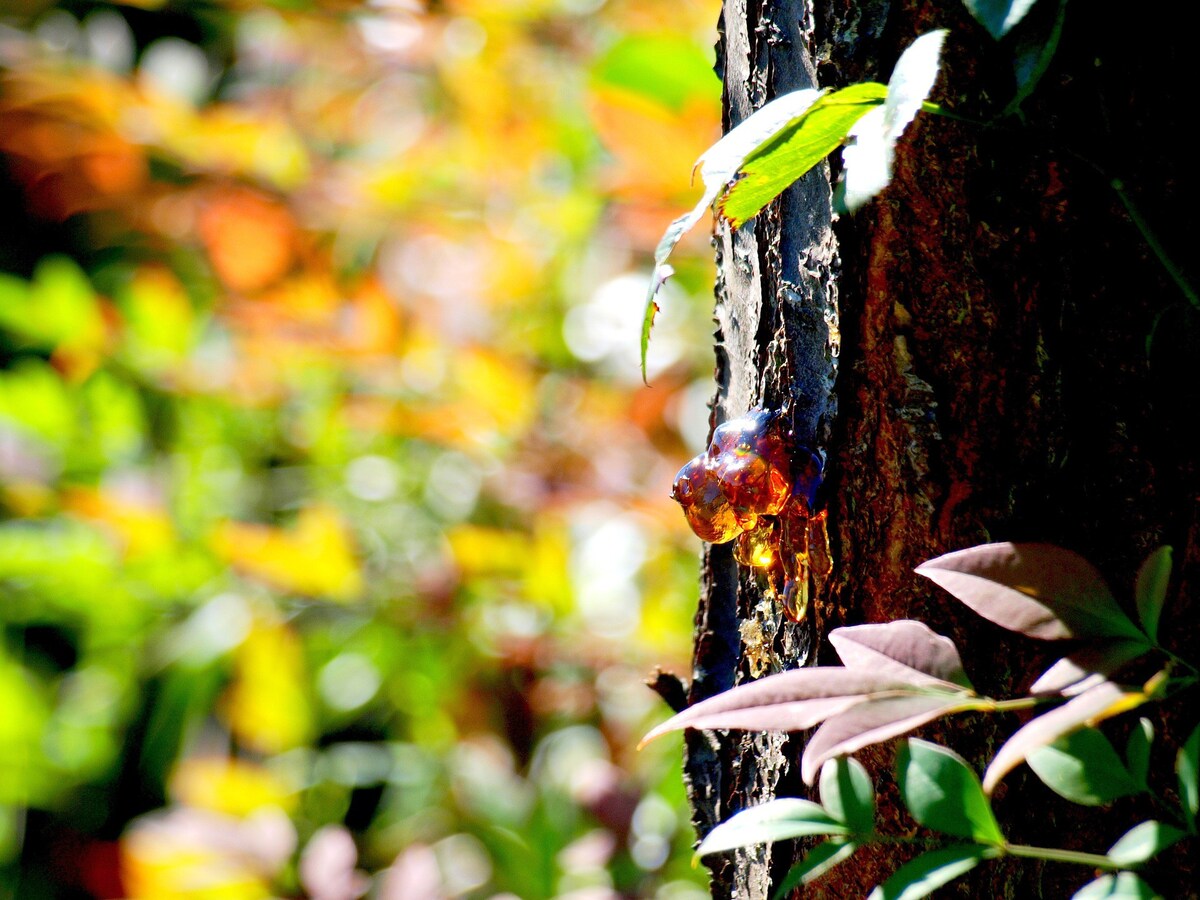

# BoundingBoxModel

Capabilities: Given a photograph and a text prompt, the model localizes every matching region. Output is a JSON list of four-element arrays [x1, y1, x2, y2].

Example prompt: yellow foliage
[[220, 617, 313, 755], [212, 506, 364, 601], [63, 487, 176, 559], [171, 757, 297, 818]]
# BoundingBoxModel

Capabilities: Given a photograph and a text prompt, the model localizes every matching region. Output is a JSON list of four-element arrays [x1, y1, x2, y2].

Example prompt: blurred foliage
[[0, 1, 722, 897]]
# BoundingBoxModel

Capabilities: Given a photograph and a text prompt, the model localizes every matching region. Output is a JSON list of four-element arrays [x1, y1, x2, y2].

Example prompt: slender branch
[[1005, 842, 1118, 870], [1111, 180, 1200, 310]]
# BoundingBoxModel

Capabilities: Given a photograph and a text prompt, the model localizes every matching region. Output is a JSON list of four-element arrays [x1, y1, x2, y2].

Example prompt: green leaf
[[1178, 722, 1199, 831], [719, 82, 886, 227], [1133, 546, 1171, 642], [896, 739, 1003, 844], [819, 757, 875, 834], [1026, 727, 1143, 806], [1107, 820, 1186, 867], [1072, 873, 1163, 900], [641, 87, 824, 381], [962, 0, 1041, 39], [695, 798, 850, 858], [866, 844, 997, 900], [771, 840, 858, 899], [841, 30, 946, 213], [985, 680, 1149, 794], [1126, 718, 1154, 788]]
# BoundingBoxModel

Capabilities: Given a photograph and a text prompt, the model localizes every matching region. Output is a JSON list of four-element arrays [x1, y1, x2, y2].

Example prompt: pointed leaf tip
[[916, 542, 1141, 641]]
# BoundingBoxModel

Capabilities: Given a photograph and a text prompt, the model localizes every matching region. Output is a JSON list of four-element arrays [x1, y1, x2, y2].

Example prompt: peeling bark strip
[[686, 2, 838, 898]]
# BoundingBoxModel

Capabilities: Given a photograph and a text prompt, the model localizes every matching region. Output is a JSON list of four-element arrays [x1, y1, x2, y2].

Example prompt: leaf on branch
[[841, 30, 947, 213], [640, 87, 823, 381], [819, 757, 875, 834], [1126, 718, 1154, 788], [897, 739, 1003, 843], [1134, 546, 1171, 642], [829, 620, 973, 690], [983, 680, 1149, 794], [1071, 872, 1163, 900], [915, 542, 1144, 641], [801, 694, 982, 785], [866, 843, 998, 900], [1030, 640, 1150, 696], [1107, 820, 1186, 867], [772, 840, 858, 899], [1026, 727, 1143, 805], [962, 0, 1042, 39], [718, 82, 887, 227], [694, 799, 849, 858], [1178, 722, 1199, 831], [639, 667, 964, 749]]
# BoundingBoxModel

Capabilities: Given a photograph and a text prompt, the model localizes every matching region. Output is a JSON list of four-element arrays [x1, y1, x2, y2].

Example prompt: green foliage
[[648, 544, 1197, 897], [641, 29, 947, 380]]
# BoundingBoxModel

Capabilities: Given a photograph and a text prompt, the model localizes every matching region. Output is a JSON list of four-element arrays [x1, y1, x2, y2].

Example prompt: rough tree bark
[[675, 1, 1200, 898]]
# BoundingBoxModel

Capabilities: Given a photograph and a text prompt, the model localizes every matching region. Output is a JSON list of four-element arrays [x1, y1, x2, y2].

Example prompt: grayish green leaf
[[772, 840, 858, 900], [819, 757, 875, 834], [1133, 546, 1171, 642], [866, 844, 997, 900], [1107, 820, 1186, 867], [897, 739, 1003, 843], [1072, 873, 1163, 900], [1026, 727, 1142, 805], [1178, 722, 1199, 831], [695, 799, 849, 858], [1126, 718, 1153, 788], [962, 0, 1041, 39]]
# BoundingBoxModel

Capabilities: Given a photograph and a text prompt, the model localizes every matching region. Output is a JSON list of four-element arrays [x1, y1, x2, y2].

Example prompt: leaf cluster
[[644, 544, 1200, 898]]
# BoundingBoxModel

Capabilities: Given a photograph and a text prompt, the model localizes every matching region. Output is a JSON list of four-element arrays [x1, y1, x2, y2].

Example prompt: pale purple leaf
[[800, 694, 982, 785], [916, 543, 1141, 640], [640, 669, 935, 748], [829, 620, 972, 690], [1030, 640, 1150, 696], [983, 681, 1148, 794]]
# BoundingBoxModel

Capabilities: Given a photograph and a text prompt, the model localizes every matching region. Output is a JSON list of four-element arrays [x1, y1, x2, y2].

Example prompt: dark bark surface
[[684, 1, 1200, 897]]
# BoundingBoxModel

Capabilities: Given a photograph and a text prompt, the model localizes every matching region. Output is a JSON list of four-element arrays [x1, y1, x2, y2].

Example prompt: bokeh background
[[0, 1, 723, 897]]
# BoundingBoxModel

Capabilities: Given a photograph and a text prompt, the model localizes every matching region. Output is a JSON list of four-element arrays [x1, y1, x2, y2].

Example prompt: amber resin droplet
[[708, 409, 792, 517], [734, 518, 777, 568], [671, 456, 755, 544]]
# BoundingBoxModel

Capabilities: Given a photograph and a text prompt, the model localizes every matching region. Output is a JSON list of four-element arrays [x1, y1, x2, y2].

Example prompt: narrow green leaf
[[641, 88, 824, 380], [819, 757, 875, 835], [1178, 722, 1199, 831], [1126, 718, 1154, 788], [962, 0, 1041, 39], [866, 844, 996, 900], [1133, 546, 1171, 642], [1026, 727, 1143, 805], [897, 739, 1003, 844], [1107, 820, 1186, 867], [719, 82, 886, 227], [771, 840, 857, 900], [1072, 872, 1163, 900], [695, 799, 850, 858]]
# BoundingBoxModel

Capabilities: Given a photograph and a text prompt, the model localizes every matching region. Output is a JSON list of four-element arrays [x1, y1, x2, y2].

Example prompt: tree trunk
[[683, 2, 1200, 898]]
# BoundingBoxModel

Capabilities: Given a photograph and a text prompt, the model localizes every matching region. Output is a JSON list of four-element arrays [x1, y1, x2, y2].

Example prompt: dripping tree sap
[[671, 409, 832, 622]]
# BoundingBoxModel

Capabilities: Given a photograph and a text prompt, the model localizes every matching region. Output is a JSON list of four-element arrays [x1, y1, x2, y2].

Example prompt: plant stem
[[1111, 179, 1200, 310], [987, 697, 1043, 712], [1005, 842, 1117, 870]]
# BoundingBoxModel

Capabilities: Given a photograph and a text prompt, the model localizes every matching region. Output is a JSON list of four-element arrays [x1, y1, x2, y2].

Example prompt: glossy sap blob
[[671, 408, 830, 621]]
